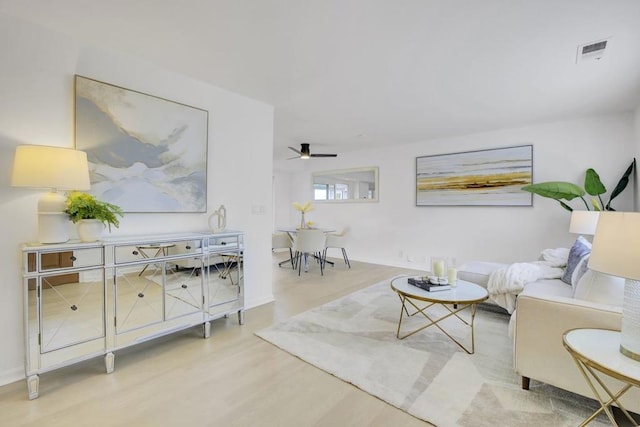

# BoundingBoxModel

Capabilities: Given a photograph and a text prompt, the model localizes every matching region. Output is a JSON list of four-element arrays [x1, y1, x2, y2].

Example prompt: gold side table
[[563, 328, 640, 426]]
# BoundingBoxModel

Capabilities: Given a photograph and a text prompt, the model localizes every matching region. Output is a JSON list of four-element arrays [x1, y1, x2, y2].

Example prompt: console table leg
[[105, 352, 115, 374], [27, 375, 39, 400], [238, 310, 245, 325], [204, 321, 211, 338]]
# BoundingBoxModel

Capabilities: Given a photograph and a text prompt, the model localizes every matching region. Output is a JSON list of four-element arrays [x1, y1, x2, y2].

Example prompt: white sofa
[[458, 258, 640, 415], [514, 274, 640, 414]]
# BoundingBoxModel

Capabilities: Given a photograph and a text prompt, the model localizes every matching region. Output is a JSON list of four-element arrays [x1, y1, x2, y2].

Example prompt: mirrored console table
[[21, 230, 244, 399]]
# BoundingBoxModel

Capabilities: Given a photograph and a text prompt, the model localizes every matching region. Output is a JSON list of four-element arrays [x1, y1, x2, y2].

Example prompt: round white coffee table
[[390, 276, 489, 354]]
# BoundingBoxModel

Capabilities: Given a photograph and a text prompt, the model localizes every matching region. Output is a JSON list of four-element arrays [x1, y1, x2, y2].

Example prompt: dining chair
[[324, 227, 351, 268], [272, 232, 295, 269], [293, 229, 327, 276]]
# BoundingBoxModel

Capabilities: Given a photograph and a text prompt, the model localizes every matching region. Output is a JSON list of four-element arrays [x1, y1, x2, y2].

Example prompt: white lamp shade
[[588, 212, 640, 280], [11, 145, 90, 191], [589, 211, 640, 360], [569, 210, 600, 235]]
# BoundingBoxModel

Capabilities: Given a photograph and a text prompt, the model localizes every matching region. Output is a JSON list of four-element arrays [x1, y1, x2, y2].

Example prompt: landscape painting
[[74, 75, 208, 213], [416, 145, 533, 206]]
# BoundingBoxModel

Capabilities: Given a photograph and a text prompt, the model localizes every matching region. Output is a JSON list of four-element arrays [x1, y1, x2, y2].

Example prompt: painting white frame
[[74, 75, 208, 213], [416, 145, 533, 206]]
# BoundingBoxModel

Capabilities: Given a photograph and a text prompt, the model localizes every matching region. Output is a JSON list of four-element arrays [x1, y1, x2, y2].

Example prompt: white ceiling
[[2, 0, 640, 161]]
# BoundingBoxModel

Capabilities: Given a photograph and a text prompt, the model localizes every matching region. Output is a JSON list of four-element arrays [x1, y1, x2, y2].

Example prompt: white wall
[[275, 114, 636, 270], [0, 15, 274, 386]]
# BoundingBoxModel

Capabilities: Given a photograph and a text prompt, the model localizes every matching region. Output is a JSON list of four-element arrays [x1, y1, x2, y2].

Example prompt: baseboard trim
[[245, 294, 275, 310], [0, 367, 24, 387]]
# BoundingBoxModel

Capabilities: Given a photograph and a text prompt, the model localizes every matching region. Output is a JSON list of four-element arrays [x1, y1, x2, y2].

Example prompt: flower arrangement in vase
[[292, 201, 313, 229], [64, 192, 123, 241]]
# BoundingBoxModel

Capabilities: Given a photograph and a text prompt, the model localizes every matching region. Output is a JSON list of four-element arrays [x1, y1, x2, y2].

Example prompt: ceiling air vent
[[576, 38, 610, 64]]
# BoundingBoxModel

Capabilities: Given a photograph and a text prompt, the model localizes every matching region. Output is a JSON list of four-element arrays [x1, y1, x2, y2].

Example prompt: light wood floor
[[0, 254, 428, 427]]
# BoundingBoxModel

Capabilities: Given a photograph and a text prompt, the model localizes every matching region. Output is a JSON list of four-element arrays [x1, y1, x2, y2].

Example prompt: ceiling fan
[[288, 143, 337, 159]]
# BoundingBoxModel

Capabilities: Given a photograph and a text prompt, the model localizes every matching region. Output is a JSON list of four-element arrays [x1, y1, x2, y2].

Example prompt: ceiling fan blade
[[288, 146, 302, 155], [310, 153, 338, 157], [286, 155, 300, 160]]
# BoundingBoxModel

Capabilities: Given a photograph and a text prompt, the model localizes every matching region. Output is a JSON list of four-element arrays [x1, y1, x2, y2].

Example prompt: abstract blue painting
[[74, 75, 208, 213]]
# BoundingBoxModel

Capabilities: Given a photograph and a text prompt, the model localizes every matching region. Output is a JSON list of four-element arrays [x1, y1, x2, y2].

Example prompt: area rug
[[256, 277, 607, 427]]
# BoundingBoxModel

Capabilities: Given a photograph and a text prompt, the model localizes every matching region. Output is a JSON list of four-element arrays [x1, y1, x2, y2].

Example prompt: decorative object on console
[[208, 204, 227, 232], [588, 211, 640, 361], [64, 192, 123, 242], [416, 145, 532, 206], [522, 159, 635, 211], [11, 145, 90, 244], [292, 201, 313, 228], [74, 75, 208, 213]]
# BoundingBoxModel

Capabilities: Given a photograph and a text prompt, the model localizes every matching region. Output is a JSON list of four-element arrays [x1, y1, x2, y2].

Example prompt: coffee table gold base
[[396, 295, 480, 354]]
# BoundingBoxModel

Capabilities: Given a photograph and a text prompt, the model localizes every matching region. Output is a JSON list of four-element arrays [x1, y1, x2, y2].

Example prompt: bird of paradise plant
[[521, 159, 635, 211]]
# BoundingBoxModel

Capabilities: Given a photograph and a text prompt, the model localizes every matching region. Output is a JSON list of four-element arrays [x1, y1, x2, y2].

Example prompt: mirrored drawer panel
[[113, 239, 199, 264], [37, 269, 105, 354], [27, 247, 103, 273]]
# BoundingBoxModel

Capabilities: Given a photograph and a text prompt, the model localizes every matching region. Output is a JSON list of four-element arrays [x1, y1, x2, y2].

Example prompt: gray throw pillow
[[561, 235, 591, 285]]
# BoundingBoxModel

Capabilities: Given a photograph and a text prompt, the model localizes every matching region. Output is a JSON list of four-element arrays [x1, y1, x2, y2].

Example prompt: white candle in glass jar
[[433, 260, 445, 277], [447, 267, 457, 286]]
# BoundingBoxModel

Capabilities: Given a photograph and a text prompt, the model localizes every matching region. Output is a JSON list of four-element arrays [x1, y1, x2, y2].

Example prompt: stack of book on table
[[408, 277, 451, 292]]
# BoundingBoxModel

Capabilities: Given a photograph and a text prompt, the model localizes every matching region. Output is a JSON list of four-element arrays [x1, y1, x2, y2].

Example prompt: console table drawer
[[114, 239, 197, 264], [26, 247, 103, 273]]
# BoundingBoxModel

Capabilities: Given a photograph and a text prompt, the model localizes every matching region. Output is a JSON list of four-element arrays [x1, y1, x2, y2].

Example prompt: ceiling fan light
[[301, 153, 310, 159]]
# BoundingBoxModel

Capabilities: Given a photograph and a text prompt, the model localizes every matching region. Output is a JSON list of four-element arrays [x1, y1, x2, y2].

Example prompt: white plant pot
[[77, 219, 105, 242]]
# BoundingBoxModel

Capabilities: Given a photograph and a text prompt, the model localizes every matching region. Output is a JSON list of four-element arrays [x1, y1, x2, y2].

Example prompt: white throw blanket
[[487, 248, 569, 313]]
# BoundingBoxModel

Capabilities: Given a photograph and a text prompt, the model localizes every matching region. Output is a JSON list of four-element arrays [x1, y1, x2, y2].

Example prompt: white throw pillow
[[573, 269, 625, 307]]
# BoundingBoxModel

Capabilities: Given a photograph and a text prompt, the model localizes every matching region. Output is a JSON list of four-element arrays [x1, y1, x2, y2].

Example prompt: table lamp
[[11, 145, 91, 243], [569, 210, 599, 236], [588, 211, 640, 361]]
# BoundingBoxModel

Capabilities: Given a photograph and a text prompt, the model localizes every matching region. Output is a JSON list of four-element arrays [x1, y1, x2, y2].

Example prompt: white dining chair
[[293, 229, 327, 276], [324, 227, 351, 268], [272, 232, 295, 269]]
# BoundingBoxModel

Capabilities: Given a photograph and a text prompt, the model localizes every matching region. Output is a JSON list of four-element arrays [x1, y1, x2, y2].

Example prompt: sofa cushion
[[561, 236, 591, 285], [573, 269, 624, 307], [457, 261, 507, 288], [518, 279, 574, 299]]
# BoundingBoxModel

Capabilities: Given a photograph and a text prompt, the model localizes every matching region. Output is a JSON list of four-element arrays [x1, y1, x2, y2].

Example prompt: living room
[[1, 1, 640, 425]]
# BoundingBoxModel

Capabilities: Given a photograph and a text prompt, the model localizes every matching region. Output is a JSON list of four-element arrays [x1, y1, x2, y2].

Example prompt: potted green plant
[[521, 159, 635, 211], [64, 191, 123, 241]]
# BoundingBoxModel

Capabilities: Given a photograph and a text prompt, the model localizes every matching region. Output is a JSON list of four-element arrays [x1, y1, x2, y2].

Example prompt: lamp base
[[38, 191, 69, 244], [620, 279, 640, 361]]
